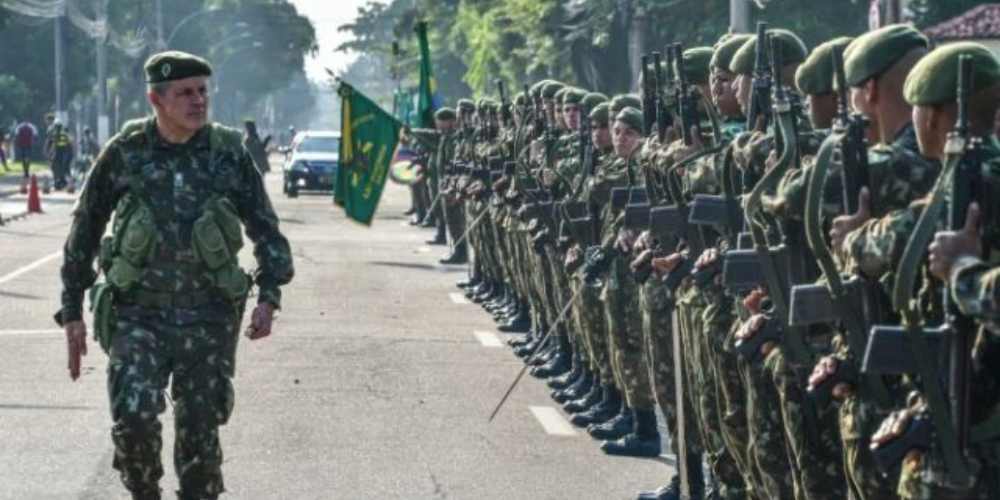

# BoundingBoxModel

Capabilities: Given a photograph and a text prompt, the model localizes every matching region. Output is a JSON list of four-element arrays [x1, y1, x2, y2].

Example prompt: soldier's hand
[[742, 287, 767, 314], [929, 202, 981, 281], [830, 188, 871, 251], [652, 253, 684, 276], [615, 229, 637, 254], [64, 320, 87, 381], [633, 230, 654, 254], [808, 355, 853, 400], [694, 247, 719, 271], [630, 249, 654, 274], [245, 303, 276, 340]]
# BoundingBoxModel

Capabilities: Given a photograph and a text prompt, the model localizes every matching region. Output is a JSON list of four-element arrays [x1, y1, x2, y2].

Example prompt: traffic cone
[[27, 174, 42, 214]]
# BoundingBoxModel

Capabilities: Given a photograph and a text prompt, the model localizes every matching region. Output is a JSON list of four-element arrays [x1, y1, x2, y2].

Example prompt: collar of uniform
[[890, 121, 918, 152], [147, 118, 211, 151]]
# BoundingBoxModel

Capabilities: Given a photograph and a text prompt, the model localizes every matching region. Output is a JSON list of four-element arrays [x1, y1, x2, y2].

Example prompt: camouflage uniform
[[59, 118, 294, 498]]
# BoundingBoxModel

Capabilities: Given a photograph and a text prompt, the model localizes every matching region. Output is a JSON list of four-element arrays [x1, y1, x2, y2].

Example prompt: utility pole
[[96, 0, 110, 144], [730, 0, 752, 33], [54, 9, 66, 123]]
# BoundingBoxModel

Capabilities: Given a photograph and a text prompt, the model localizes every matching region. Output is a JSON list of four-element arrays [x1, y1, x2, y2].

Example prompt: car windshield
[[296, 136, 340, 153]]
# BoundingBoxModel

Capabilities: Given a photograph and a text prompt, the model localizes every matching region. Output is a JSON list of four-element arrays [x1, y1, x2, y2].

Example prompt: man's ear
[[863, 79, 879, 108], [147, 91, 161, 112]]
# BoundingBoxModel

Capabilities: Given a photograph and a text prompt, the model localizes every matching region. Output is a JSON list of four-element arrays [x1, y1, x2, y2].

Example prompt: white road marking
[[449, 293, 469, 304], [0, 329, 63, 336], [530, 406, 577, 436], [473, 330, 503, 347], [0, 250, 63, 285], [416, 246, 431, 253]]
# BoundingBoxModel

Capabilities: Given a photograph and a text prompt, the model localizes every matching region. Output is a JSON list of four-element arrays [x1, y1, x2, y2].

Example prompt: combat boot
[[553, 367, 593, 402], [559, 374, 599, 410], [600, 408, 661, 458], [570, 385, 620, 426], [548, 353, 583, 390], [439, 245, 468, 264], [636, 451, 704, 500], [587, 401, 633, 440], [130, 487, 161, 500], [498, 308, 531, 333], [531, 337, 571, 378], [637, 476, 679, 500]]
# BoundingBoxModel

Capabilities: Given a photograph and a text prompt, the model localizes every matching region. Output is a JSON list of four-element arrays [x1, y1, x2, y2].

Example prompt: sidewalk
[[0, 169, 52, 198]]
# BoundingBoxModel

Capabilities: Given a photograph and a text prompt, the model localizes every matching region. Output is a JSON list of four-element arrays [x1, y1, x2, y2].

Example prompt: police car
[[282, 131, 340, 197]]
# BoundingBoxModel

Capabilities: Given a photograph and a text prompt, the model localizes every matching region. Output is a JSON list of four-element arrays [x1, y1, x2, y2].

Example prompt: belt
[[156, 247, 200, 263], [118, 288, 219, 309]]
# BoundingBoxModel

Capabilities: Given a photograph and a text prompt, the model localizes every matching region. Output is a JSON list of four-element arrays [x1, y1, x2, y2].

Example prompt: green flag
[[335, 83, 402, 225], [415, 20, 442, 128]]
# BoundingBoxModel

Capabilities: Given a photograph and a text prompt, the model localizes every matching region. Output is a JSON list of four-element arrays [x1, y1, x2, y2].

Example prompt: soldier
[[56, 51, 294, 500], [868, 42, 1000, 500], [404, 107, 458, 248], [440, 99, 477, 265]]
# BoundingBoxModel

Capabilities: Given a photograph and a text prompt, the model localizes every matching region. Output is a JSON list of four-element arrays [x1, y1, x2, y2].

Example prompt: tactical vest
[[92, 119, 250, 351]]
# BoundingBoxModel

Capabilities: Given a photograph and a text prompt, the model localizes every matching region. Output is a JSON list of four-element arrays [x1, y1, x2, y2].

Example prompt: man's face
[[612, 121, 640, 158], [712, 69, 740, 117], [734, 74, 752, 114], [807, 93, 838, 130], [913, 105, 945, 160], [149, 76, 209, 134], [592, 122, 611, 150], [563, 104, 581, 130], [434, 118, 456, 133]]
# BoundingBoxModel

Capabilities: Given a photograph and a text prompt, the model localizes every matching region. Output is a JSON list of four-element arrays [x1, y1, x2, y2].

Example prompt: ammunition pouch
[[89, 282, 116, 354]]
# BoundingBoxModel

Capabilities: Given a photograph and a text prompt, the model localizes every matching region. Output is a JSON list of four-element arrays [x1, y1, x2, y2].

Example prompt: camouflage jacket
[[59, 118, 294, 322]]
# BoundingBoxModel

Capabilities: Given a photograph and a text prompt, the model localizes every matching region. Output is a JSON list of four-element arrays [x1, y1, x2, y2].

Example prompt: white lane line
[[474, 330, 503, 347], [530, 406, 577, 436], [416, 246, 431, 253], [0, 329, 63, 336], [449, 292, 469, 304], [0, 250, 63, 286]]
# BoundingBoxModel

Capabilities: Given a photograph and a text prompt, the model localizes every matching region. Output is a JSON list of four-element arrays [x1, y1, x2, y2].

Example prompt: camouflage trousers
[[764, 348, 846, 500], [602, 264, 654, 411], [695, 283, 752, 499], [108, 305, 237, 498], [734, 320, 796, 500], [574, 276, 613, 385], [897, 442, 1000, 500], [838, 392, 900, 500], [443, 199, 465, 249], [676, 282, 747, 499], [639, 280, 701, 454]]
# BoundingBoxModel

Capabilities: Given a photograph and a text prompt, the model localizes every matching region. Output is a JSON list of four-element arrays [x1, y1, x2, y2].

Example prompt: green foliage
[[0, 74, 31, 121]]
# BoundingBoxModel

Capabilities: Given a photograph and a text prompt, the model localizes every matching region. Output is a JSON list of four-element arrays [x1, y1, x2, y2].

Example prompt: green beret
[[682, 47, 714, 85], [529, 80, 550, 98], [615, 107, 643, 132], [457, 99, 476, 112], [514, 92, 527, 106], [434, 107, 457, 121], [542, 81, 565, 100], [844, 24, 928, 87], [610, 94, 642, 115], [904, 42, 1000, 106], [589, 102, 611, 127], [795, 37, 854, 95], [554, 87, 568, 104], [581, 92, 608, 111], [562, 87, 587, 105], [711, 34, 753, 71], [729, 29, 808, 75], [144, 50, 213, 84]]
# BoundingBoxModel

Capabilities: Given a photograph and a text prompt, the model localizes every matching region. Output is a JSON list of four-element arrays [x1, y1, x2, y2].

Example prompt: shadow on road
[[368, 261, 438, 271], [0, 290, 42, 300], [0, 403, 95, 411]]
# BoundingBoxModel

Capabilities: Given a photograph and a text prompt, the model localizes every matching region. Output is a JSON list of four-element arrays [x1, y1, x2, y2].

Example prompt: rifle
[[746, 22, 772, 132], [497, 79, 512, 128], [571, 103, 594, 199], [642, 54, 657, 136], [672, 43, 702, 146], [653, 51, 672, 143], [863, 55, 980, 483]]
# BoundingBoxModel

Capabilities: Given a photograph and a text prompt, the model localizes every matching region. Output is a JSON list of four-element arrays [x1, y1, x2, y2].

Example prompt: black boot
[[571, 385, 620, 427], [636, 476, 679, 500], [498, 308, 531, 333], [559, 374, 600, 410], [588, 401, 633, 440], [531, 341, 571, 378], [427, 230, 447, 245], [439, 245, 468, 264], [130, 487, 161, 500], [600, 408, 662, 458], [553, 365, 593, 401], [548, 357, 582, 390]]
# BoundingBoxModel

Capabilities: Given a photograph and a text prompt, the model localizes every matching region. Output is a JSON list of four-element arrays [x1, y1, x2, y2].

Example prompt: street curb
[[0, 210, 30, 226], [0, 187, 19, 199]]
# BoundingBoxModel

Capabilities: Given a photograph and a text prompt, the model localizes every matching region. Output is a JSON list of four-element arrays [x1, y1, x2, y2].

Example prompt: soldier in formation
[[414, 23, 1000, 500]]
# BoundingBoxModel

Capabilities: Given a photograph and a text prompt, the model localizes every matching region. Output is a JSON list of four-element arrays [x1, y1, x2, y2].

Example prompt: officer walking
[[56, 51, 294, 500]]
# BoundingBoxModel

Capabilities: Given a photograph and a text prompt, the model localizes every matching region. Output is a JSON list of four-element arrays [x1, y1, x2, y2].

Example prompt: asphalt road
[[0, 168, 675, 499]]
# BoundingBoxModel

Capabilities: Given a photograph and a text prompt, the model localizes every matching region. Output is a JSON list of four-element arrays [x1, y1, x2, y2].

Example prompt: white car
[[282, 131, 341, 197]]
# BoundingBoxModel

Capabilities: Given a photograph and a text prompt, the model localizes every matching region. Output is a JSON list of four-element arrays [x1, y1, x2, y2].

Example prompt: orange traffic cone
[[27, 174, 42, 214]]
